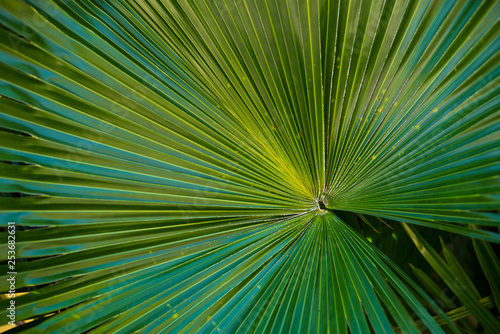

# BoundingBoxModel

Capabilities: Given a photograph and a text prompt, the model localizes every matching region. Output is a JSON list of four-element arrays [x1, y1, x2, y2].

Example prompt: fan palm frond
[[0, 0, 499, 332]]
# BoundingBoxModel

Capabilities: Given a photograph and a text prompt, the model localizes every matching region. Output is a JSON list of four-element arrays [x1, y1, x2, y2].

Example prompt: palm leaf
[[403, 223, 500, 333], [0, 0, 499, 332]]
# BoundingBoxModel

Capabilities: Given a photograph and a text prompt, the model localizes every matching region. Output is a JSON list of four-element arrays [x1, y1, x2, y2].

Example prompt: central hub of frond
[[317, 199, 327, 210]]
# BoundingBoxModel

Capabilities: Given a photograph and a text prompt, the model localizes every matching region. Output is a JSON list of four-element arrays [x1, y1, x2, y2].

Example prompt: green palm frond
[[0, 0, 499, 333]]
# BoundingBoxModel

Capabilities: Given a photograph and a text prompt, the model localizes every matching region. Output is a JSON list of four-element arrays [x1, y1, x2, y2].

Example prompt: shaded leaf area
[[0, 0, 499, 332], [404, 223, 500, 333]]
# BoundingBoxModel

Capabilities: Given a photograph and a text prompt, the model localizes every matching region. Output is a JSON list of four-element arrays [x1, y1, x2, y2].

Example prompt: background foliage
[[0, 0, 499, 333]]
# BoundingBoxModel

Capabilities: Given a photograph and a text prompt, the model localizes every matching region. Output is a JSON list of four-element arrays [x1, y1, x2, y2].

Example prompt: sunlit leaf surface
[[0, 0, 499, 332]]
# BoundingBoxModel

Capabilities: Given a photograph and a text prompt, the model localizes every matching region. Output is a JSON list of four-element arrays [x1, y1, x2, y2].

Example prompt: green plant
[[0, 0, 499, 333]]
